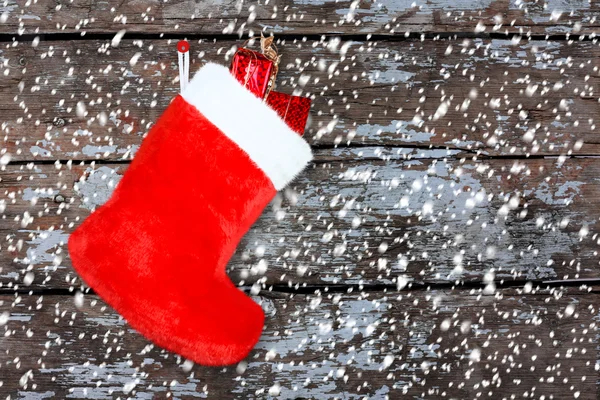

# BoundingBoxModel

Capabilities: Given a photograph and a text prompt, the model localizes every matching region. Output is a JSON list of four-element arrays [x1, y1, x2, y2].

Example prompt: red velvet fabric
[[69, 95, 277, 366]]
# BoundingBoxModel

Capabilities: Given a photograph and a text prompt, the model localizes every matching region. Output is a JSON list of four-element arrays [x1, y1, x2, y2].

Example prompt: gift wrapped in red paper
[[266, 91, 311, 136], [230, 48, 274, 99]]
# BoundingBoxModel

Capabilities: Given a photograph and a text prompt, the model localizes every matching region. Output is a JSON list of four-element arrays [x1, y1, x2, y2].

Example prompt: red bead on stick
[[177, 40, 189, 53]]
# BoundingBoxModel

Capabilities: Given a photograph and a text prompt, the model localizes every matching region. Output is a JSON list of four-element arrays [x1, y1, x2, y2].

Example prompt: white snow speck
[[432, 101, 449, 121], [564, 304, 575, 317], [76, 102, 87, 118], [460, 320, 471, 334], [523, 128, 536, 142], [440, 319, 451, 332], [265, 349, 277, 361], [255, 245, 266, 257], [397, 275, 408, 290], [382, 355, 394, 369], [321, 232, 333, 243], [74, 291, 85, 308], [250, 283, 261, 295], [23, 272, 34, 286], [129, 52, 142, 66], [525, 84, 538, 97], [411, 179, 423, 191], [236, 360, 248, 374], [483, 282, 496, 295], [268, 383, 281, 396], [378, 242, 388, 253], [365, 324, 376, 336], [181, 359, 194, 372], [549, 9, 562, 21], [111, 29, 127, 47], [296, 265, 308, 277], [399, 196, 409, 208], [483, 270, 495, 283], [0, 153, 11, 165], [123, 381, 136, 394], [20, 211, 33, 228], [422, 201, 433, 215], [333, 243, 346, 256], [19, 370, 32, 387], [469, 348, 481, 362], [98, 112, 108, 126]]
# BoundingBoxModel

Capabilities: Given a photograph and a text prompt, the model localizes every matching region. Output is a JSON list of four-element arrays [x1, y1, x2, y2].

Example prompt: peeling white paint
[[22, 187, 56, 202], [18, 229, 69, 267], [74, 129, 93, 137], [30, 145, 52, 157], [8, 313, 33, 322], [238, 298, 388, 399], [355, 120, 434, 143], [42, 360, 206, 399], [369, 68, 416, 85], [85, 315, 128, 327], [74, 166, 122, 211], [81, 145, 118, 157], [526, 180, 584, 206], [290, 158, 586, 282], [162, 0, 233, 19], [17, 391, 56, 399]]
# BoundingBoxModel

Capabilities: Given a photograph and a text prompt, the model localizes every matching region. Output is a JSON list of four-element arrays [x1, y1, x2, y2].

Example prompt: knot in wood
[[53, 117, 66, 127]]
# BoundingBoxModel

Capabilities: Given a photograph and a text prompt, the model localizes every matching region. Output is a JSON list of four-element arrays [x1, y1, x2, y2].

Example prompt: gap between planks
[[6, 154, 600, 168], [0, 31, 598, 44], [3, 278, 600, 297]]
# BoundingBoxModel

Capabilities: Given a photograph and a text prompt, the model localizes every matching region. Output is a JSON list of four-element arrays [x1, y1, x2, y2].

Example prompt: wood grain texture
[[1, 37, 599, 161], [0, 0, 598, 35], [0, 152, 598, 290], [1, 1, 600, 396], [0, 287, 597, 399]]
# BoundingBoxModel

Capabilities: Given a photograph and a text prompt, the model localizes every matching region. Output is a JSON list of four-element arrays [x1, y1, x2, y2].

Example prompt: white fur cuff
[[182, 62, 313, 190]]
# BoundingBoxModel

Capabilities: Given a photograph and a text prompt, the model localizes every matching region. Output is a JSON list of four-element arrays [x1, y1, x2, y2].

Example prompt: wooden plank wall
[[0, 0, 599, 398], [0, 0, 599, 35]]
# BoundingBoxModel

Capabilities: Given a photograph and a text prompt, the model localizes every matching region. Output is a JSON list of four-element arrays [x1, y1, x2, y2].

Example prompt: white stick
[[178, 52, 186, 93], [183, 50, 189, 90], [177, 40, 190, 93]]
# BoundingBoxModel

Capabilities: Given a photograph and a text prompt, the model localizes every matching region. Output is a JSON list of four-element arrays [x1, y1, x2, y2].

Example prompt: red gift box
[[266, 91, 311, 136], [230, 48, 274, 99]]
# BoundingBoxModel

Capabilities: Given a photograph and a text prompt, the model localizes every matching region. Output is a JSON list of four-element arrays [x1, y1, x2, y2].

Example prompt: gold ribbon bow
[[260, 34, 281, 96]]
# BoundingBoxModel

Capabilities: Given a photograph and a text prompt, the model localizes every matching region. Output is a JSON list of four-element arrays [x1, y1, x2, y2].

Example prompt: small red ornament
[[177, 40, 189, 53], [266, 91, 311, 135]]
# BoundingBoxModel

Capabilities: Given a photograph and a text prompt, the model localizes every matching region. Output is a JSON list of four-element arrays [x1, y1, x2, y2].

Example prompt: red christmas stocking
[[68, 63, 313, 366]]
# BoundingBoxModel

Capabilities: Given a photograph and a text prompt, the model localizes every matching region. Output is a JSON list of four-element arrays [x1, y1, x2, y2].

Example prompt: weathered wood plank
[[0, 0, 598, 35], [1, 38, 598, 161], [1, 152, 599, 290], [0, 288, 597, 398]]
